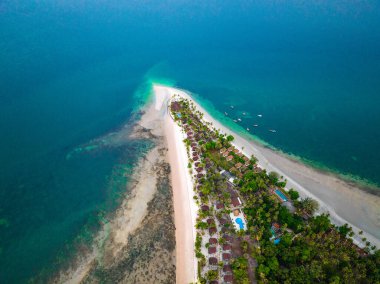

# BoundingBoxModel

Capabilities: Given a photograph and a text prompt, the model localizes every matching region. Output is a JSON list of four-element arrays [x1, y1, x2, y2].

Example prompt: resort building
[[209, 257, 218, 266], [207, 218, 214, 225], [215, 202, 224, 210], [220, 169, 236, 184], [222, 253, 231, 261], [223, 244, 231, 251], [209, 238, 217, 245], [223, 265, 232, 273], [201, 205, 209, 211], [209, 227, 217, 235], [231, 197, 242, 207], [170, 101, 181, 112], [208, 247, 217, 254], [235, 162, 243, 169]]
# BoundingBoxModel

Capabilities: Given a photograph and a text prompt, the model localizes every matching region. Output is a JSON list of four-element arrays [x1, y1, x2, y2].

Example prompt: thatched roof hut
[[208, 247, 217, 254], [209, 257, 218, 265]]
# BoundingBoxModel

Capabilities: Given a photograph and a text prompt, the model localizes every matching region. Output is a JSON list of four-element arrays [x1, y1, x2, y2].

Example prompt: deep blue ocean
[[1, 1, 380, 282]]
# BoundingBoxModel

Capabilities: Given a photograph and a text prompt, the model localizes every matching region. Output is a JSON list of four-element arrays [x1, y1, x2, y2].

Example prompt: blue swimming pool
[[235, 217, 244, 230], [275, 189, 288, 202]]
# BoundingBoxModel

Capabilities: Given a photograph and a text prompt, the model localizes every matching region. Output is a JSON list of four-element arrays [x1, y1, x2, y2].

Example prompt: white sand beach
[[154, 86, 198, 283], [154, 84, 380, 249]]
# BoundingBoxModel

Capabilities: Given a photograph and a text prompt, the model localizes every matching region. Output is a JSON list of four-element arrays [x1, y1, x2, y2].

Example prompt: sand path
[[154, 86, 198, 284]]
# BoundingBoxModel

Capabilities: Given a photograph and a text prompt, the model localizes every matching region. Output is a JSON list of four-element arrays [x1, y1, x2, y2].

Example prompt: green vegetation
[[205, 269, 218, 281], [231, 257, 250, 284], [288, 188, 299, 200], [226, 134, 235, 142], [296, 197, 319, 215], [171, 98, 380, 284]]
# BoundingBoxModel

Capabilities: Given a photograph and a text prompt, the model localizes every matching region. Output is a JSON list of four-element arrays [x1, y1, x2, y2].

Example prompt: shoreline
[[154, 86, 198, 283], [155, 84, 380, 249], [51, 96, 177, 283], [191, 92, 380, 193]]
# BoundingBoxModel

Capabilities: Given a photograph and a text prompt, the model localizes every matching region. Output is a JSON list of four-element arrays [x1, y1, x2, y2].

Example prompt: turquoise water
[[235, 218, 244, 230], [275, 189, 288, 202], [1, 1, 380, 282]]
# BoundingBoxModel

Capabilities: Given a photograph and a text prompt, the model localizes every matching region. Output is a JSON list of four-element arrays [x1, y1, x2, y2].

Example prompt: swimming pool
[[275, 189, 288, 202], [235, 217, 245, 230]]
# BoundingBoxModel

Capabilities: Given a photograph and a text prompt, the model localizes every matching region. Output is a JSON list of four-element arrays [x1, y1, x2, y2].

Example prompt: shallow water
[[1, 1, 379, 282]]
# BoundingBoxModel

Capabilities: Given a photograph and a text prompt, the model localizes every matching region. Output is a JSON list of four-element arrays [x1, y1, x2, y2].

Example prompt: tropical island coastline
[[154, 84, 380, 283]]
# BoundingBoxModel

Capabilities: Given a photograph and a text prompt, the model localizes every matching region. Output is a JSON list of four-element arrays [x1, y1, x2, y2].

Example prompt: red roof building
[[201, 205, 209, 211], [209, 238, 217, 244], [171, 101, 181, 111], [231, 197, 242, 207], [216, 202, 224, 210], [222, 253, 231, 260], [219, 218, 227, 225], [235, 162, 243, 169], [207, 218, 215, 225], [223, 244, 232, 250], [208, 246, 217, 254], [223, 235, 233, 242], [209, 227, 217, 235], [223, 265, 232, 273], [224, 275, 233, 283]]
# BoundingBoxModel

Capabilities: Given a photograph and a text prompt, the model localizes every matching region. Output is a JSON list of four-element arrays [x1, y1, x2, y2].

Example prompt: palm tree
[[298, 197, 319, 215]]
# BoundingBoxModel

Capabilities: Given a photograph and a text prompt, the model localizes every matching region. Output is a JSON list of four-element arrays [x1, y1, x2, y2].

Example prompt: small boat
[[253, 124, 259, 127], [224, 112, 228, 116], [237, 118, 242, 122], [233, 119, 237, 122], [242, 112, 246, 115], [257, 114, 263, 118], [247, 128, 250, 131], [269, 129, 277, 133], [230, 105, 234, 109]]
